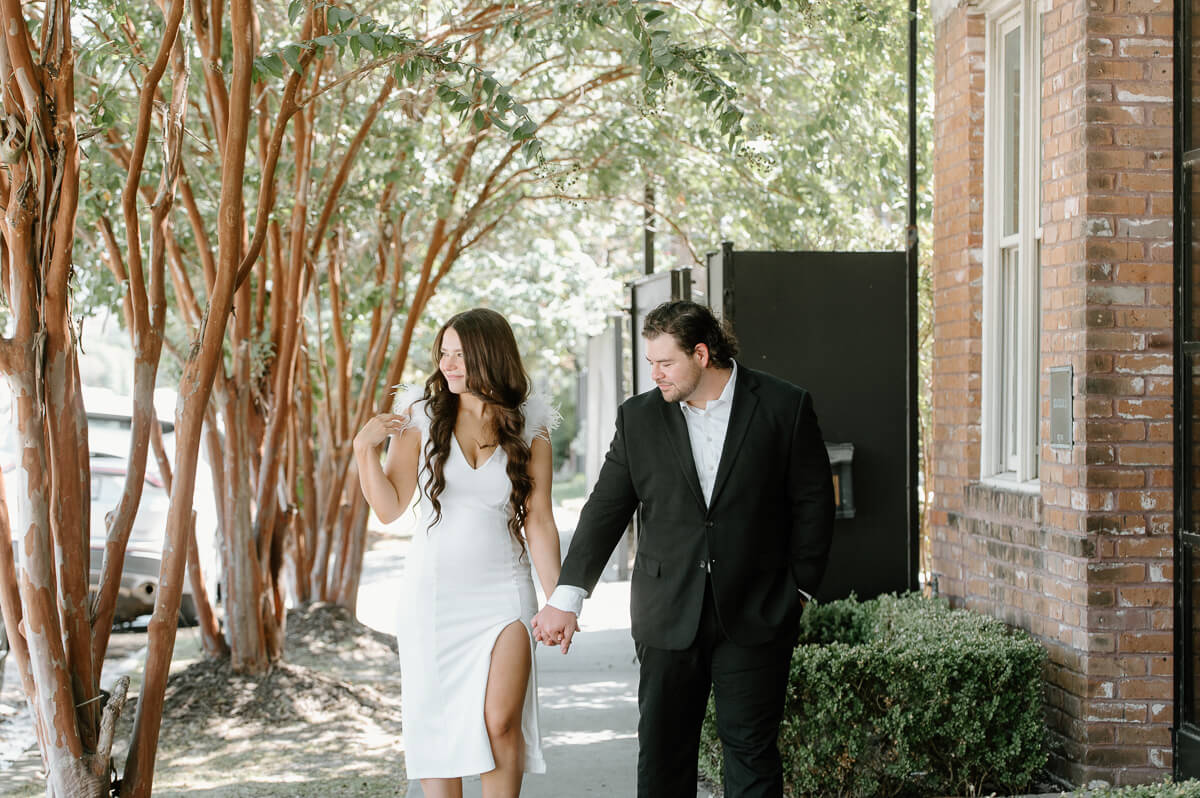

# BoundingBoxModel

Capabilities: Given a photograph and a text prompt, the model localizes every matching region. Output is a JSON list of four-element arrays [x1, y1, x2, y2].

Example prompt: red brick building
[[929, 0, 1185, 785]]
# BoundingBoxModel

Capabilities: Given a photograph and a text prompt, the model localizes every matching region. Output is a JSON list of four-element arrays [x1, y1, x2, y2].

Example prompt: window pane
[[1003, 25, 1022, 238], [1032, 241, 1042, 479], [1000, 247, 1020, 471], [1036, 17, 1043, 226]]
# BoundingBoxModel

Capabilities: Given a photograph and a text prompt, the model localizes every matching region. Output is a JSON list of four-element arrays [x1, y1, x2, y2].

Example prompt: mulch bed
[[111, 602, 409, 797]]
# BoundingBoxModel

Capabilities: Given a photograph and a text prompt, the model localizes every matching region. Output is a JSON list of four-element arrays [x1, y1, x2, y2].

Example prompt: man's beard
[[659, 369, 701, 403]]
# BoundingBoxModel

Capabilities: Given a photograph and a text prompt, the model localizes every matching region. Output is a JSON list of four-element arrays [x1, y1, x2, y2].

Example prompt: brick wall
[[929, 1, 986, 602], [929, 0, 1174, 786], [1071, 0, 1174, 780]]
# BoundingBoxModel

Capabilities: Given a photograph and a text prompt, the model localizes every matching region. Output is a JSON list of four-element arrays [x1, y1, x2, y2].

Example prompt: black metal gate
[[1174, 0, 1200, 777], [706, 244, 917, 600]]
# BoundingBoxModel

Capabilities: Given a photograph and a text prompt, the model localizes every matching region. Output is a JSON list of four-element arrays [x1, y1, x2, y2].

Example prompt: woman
[[353, 308, 562, 798]]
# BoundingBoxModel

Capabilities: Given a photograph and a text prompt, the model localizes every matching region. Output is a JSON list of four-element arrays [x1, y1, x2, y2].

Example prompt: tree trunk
[[121, 0, 259, 790], [0, 0, 133, 791]]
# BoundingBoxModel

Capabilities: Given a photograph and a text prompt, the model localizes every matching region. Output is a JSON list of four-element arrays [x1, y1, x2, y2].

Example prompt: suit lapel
[[708, 366, 759, 509], [660, 399, 707, 511]]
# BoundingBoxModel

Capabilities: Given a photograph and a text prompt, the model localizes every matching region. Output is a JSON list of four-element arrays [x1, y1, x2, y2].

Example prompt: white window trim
[[980, 0, 1041, 483]]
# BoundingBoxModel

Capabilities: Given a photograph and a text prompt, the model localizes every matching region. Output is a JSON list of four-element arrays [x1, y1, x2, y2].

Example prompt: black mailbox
[[825, 442, 854, 519]]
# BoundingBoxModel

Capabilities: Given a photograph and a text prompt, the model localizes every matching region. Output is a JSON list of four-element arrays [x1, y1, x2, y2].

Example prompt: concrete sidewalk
[[514, 580, 640, 797], [358, 509, 714, 797]]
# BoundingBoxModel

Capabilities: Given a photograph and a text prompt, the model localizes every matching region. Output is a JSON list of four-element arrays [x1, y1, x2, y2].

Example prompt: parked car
[[2, 386, 221, 626]]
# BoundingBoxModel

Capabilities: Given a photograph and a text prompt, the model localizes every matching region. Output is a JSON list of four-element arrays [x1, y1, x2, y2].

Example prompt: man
[[532, 300, 835, 798]]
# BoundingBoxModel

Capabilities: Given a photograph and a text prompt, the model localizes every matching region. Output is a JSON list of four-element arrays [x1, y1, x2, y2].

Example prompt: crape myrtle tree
[[0, 0, 777, 793], [74, 0, 787, 679], [0, 0, 564, 795], [275, 1, 732, 615], [229, 0, 933, 632], [0, 0, 156, 792]]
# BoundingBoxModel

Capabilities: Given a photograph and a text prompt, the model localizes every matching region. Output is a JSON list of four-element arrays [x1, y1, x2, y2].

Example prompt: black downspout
[[907, 0, 921, 592]]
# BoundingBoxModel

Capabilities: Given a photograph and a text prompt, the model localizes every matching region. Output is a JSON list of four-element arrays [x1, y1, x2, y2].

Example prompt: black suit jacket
[[559, 364, 836, 650]]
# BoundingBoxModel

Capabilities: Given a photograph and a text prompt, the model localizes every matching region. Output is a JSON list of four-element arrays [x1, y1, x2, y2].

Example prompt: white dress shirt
[[680, 360, 737, 507], [547, 363, 739, 617]]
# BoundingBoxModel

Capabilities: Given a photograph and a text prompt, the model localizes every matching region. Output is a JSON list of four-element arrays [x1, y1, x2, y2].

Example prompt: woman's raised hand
[[353, 411, 410, 451]]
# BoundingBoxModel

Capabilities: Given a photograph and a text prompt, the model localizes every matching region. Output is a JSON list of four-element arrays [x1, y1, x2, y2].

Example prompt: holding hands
[[531, 605, 579, 655]]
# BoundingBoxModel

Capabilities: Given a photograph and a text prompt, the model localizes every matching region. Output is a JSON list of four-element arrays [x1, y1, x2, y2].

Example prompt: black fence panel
[[707, 245, 915, 601]]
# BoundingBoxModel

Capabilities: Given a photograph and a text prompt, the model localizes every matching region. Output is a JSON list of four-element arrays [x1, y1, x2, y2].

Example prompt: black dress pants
[[634, 580, 796, 798]]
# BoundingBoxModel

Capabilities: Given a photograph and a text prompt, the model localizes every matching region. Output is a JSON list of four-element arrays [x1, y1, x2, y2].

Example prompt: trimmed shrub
[[699, 593, 1048, 797]]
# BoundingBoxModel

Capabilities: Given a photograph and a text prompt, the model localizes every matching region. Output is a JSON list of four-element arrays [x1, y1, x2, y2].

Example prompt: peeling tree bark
[[0, 0, 134, 793]]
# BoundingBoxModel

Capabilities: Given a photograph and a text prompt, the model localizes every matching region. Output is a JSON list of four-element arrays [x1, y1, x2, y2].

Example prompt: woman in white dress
[[353, 308, 563, 798]]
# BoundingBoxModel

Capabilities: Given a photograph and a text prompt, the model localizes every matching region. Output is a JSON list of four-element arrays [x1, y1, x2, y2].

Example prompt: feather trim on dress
[[391, 383, 429, 431], [521, 392, 562, 445]]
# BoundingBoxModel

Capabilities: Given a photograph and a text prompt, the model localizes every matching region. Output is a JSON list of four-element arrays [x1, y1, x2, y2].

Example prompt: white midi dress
[[392, 387, 553, 780]]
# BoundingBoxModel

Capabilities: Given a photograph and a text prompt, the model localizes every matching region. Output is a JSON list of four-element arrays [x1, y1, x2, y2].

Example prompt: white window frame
[[980, 0, 1042, 483]]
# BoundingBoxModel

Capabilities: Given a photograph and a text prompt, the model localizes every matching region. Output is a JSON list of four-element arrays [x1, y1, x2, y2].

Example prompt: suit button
[[698, 560, 707, 570], [705, 521, 714, 528]]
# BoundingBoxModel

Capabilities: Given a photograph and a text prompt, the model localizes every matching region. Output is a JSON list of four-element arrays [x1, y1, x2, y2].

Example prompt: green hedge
[[699, 593, 1048, 797]]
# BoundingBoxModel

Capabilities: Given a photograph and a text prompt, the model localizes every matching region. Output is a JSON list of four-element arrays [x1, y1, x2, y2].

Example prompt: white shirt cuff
[[547, 585, 587, 617], [798, 587, 814, 602]]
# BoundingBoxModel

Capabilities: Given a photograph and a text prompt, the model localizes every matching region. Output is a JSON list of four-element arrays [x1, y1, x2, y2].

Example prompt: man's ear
[[694, 343, 711, 368]]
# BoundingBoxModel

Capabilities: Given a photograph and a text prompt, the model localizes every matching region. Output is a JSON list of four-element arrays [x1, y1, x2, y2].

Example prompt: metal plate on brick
[[1049, 365, 1072, 449]]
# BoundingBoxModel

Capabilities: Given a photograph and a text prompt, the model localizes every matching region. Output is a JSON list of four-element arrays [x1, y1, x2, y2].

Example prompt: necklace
[[458, 404, 496, 449]]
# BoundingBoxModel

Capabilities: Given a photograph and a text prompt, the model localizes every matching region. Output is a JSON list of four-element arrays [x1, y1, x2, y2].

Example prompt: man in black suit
[[532, 300, 835, 798]]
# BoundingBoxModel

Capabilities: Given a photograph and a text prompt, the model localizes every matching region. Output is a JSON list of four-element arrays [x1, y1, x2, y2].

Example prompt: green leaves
[[511, 119, 537, 140], [587, 0, 751, 151], [280, 45, 303, 74], [325, 5, 355, 30], [249, 4, 546, 164], [424, 59, 544, 163], [254, 3, 428, 81], [435, 84, 471, 114]]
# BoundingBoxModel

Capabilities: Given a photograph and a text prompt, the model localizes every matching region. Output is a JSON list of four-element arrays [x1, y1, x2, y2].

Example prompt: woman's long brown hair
[[420, 308, 533, 546]]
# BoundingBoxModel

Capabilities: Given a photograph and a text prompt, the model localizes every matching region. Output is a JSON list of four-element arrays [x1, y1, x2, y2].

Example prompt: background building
[[929, 0, 1178, 785]]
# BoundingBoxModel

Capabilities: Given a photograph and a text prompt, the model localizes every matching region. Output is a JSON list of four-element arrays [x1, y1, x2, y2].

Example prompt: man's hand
[[531, 605, 579, 654]]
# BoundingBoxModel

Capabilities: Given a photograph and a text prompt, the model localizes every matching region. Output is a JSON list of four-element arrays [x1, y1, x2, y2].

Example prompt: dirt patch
[[146, 603, 407, 797], [4, 603, 408, 798]]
